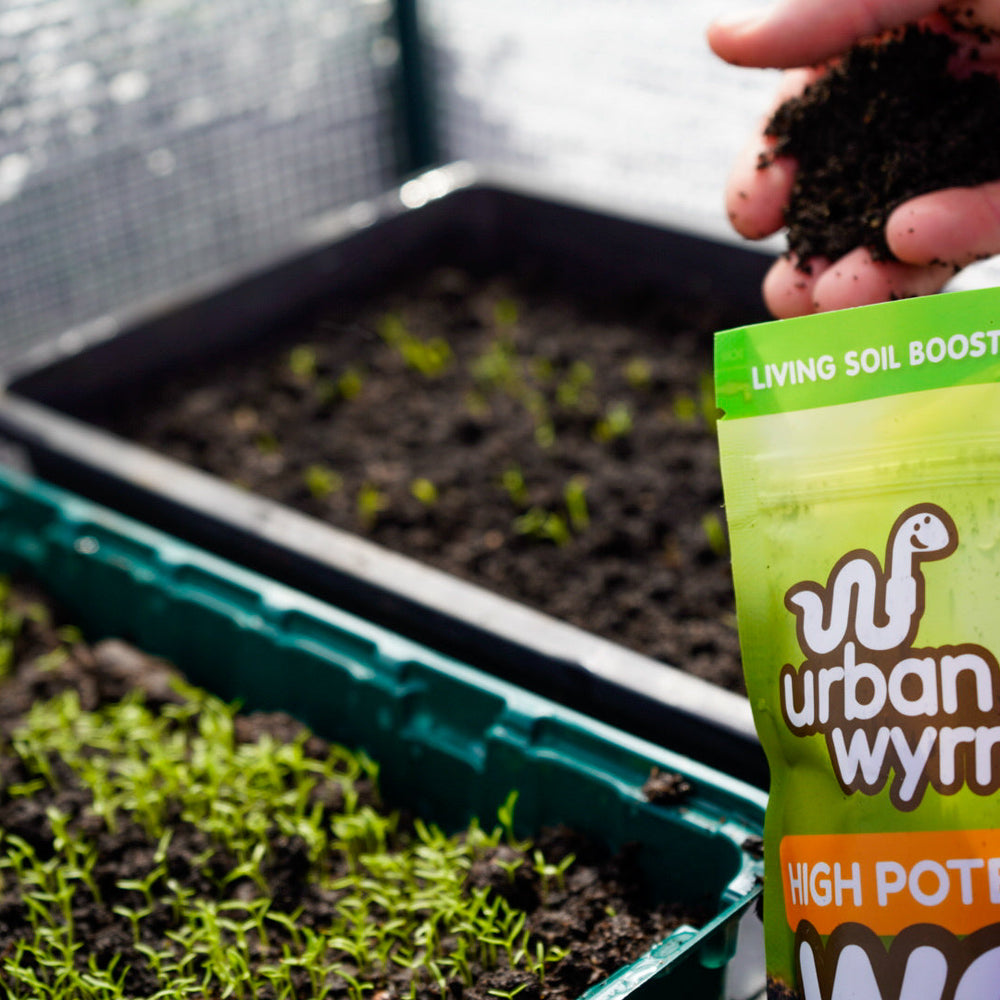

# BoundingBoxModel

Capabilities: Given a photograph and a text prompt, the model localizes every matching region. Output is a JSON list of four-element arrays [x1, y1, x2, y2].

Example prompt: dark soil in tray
[[102, 267, 745, 691], [763, 20, 1000, 265], [0, 581, 705, 999]]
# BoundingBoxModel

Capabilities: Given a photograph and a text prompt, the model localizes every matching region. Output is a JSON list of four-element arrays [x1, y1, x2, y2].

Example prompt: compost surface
[[0, 582, 706, 999], [104, 267, 744, 691], [763, 21, 1000, 266]]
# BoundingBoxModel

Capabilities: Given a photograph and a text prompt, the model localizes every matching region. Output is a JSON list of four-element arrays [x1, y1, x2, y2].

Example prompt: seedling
[[701, 511, 729, 557], [378, 313, 453, 377], [357, 482, 388, 528], [500, 466, 529, 508], [555, 360, 596, 410], [593, 401, 633, 443], [304, 463, 343, 500], [623, 356, 653, 390], [563, 476, 590, 533], [488, 985, 528, 1000], [513, 507, 571, 547], [337, 365, 366, 401], [532, 849, 576, 898], [288, 344, 319, 381], [410, 477, 439, 506], [470, 336, 519, 393]]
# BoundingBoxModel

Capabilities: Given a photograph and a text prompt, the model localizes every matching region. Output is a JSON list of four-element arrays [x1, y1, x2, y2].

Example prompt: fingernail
[[710, 6, 773, 33]]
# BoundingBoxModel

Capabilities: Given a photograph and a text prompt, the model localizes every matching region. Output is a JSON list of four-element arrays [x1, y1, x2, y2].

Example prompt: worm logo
[[778, 504, 1000, 810]]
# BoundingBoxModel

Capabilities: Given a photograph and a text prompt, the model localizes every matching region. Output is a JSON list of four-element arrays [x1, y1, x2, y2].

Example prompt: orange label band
[[781, 829, 1000, 936]]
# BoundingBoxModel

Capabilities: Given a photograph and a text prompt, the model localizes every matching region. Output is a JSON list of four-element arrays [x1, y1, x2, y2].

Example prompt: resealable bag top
[[715, 286, 1000, 1000]]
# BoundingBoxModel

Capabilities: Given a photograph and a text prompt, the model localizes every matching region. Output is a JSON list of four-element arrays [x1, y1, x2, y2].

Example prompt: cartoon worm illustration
[[785, 503, 957, 656]]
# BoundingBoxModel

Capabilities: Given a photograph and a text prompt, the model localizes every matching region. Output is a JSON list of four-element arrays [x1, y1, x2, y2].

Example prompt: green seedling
[[304, 463, 343, 500], [513, 507, 571, 547], [532, 849, 576, 898], [378, 313, 453, 377], [410, 477, 439, 506], [288, 344, 319, 381], [338, 365, 366, 400], [357, 482, 388, 528], [556, 360, 596, 410], [470, 336, 519, 392], [563, 476, 590, 533], [593, 401, 633, 443], [488, 985, 528, 1000], [701, 511, 729, 557], [623, 356, 654, 390], [500, 466, 529, 508]]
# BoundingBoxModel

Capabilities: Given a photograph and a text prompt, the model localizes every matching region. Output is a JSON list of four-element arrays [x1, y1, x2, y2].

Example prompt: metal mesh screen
[[418, 0, 781, 241], [0, 0, 403, 366]]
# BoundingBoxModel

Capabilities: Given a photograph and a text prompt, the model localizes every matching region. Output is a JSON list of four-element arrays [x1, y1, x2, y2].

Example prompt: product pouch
[[715, 287, 1000, 1000]]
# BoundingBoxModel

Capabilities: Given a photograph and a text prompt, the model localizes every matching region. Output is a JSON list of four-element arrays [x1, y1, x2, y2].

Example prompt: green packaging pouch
[[715, 287, 1000, 1000]]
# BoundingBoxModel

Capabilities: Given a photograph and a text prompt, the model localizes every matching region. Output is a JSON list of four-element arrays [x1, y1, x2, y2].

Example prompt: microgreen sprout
[[556, 360, 596, 410], [563, 476, 590, 533], [338, 365, 366, 400], [378, 313, 453, 377], [593, 401, 634, 443], [701, 511, 729, 556], [410, 477, 439, 506], [513, 507, 571, 547], [623, 356, 654, 390], [532, 849, 576, 898], [288, 344, 319, 381], [357, 482, 388, 528], [304, 463, 343, 500], [500, 466, 529, 508]]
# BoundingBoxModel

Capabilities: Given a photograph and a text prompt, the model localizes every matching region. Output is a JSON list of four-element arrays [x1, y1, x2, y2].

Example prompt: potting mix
[[715, 286, 1000, 999]]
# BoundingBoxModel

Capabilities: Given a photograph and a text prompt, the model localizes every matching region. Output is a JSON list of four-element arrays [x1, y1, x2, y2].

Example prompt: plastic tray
[[0, 462, 766, 999], [0, 163, 774, 787]]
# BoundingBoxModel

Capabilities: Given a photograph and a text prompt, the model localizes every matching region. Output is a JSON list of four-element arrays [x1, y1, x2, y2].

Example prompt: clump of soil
[[103, 269, 744, 690], [763, 22, 1000, 265], [0, 580, 706, 999]]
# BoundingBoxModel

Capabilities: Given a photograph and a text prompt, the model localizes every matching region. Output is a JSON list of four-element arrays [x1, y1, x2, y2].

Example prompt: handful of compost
[[715, 287, 1000, 1000]]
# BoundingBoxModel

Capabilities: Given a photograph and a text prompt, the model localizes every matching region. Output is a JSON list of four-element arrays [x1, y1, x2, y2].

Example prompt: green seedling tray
[[0, 462, 765, 999]]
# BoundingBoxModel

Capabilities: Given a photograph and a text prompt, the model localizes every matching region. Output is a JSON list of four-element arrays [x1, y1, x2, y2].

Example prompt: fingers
[[762, 256, 831, 318], [724, 68, 817, 240], [708, 0, 944, 68], [886, 181, 1000, 268], [762, 248, 956, 317]]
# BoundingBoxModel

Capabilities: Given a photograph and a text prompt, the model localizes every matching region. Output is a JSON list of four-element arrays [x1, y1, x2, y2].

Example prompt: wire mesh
[[0, 0, 403, 367], [417, 0, 781, 239]]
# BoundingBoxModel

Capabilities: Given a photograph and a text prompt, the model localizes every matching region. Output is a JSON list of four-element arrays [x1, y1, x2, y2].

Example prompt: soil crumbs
[[763, 20, 1000, 266], [0, 581, 707, 1000], [104, 267, 745, 691]]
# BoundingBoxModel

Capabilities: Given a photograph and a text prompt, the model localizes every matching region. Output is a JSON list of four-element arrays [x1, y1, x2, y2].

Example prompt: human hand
[[708, 0, 1000, 317]]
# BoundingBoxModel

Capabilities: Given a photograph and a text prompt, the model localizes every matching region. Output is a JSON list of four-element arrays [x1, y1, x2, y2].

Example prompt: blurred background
[[0, 0, 782, 369]]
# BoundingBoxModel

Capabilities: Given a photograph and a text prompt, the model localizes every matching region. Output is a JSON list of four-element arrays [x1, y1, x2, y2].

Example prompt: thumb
[[708, 0, 943, 68]]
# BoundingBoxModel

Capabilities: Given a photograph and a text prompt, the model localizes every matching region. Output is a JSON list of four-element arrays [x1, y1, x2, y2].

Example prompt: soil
[[102, 267, 746, 691], [762, 22, 1000, 266], [0, 581, 710, 999]]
